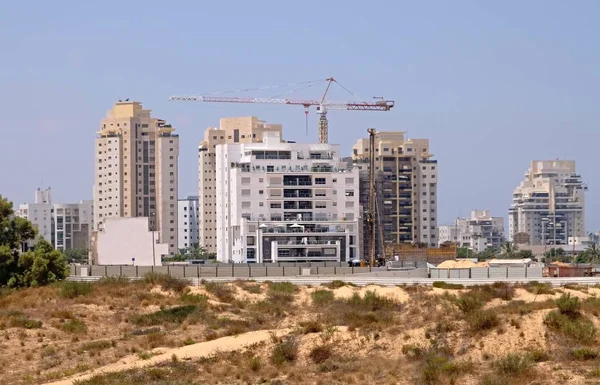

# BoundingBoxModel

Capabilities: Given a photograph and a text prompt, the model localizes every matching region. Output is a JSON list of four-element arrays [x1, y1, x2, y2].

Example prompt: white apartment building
[[216, 131, 361, 263], [509, 160, 586, 246], [16, 188, 53, 246], [16, 189, 94, 251], [352, 132, 438, 249], [178, 196, 200, 249], [94, 101, 179, 255], [438, 210, 505, 252], [198, 117, 283, 254]]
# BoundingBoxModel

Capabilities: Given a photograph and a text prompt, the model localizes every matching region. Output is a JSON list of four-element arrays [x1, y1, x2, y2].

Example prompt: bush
[[58, 281, 93, 299], [322, 280, 349, 289], [60, 319, 87, 333], [203, 281, 235, 302], [270, 337, 298, 365], [493, 353, 532, 376], [180, 293, 209, 307], [466, 310, 500, 332], [571, 347, 599, 360], [248, 356, 261, 372], [456, 292, 485, 314], [544, 310, 597, 343], [524, 281, 555, 295], [309, 344, 332, 364], [9, 317, 42, 329], [526, 349, 550, 362], [556, 293, 581, 318], [132, 305, 197, 326], [78, 340, 113, 353], [267, 281, 296, 294], [311, 290, 334, 306], [402, 344, 426, 360], [144, 273, 189, 293], [432, 281, 464, 290], [421, 355, 473, 385], [299, 319, 323, 334], [497, 299, 556, 315]]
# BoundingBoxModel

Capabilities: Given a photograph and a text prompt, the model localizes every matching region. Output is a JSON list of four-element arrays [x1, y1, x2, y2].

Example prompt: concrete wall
[[96, 217, 169, 266]]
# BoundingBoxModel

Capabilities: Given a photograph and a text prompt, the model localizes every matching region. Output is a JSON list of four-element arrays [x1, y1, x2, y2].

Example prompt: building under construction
[[352, 131, 439, 259]]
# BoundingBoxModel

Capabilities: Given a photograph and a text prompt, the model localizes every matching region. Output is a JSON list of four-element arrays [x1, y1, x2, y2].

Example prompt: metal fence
[[71, 264, 391, 279], [430, 267, 544, 280]]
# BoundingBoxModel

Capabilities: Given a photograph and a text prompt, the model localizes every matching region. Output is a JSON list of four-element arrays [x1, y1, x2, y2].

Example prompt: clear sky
[[1, 0, 599, 229]]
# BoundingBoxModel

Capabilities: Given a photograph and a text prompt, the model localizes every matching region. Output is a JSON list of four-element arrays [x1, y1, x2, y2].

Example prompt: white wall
[[96, 217, 168, 266]]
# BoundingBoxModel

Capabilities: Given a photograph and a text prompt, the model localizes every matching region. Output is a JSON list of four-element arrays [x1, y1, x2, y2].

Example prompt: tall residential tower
[[509, 160, 586, 246], [352, 131, 438, 253], [94, 101, 179, 255], [198, 117, 282, 253]]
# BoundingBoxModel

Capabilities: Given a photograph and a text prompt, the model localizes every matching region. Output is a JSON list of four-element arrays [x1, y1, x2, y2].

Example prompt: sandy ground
[[332, 285, 410, 302], [43, 328, 291, 385]]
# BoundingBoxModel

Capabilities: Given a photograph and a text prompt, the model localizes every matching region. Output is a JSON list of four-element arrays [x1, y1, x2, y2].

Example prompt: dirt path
[[44, 328, 291, 385]]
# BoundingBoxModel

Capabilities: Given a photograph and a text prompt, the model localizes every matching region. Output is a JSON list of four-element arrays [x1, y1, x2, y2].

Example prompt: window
[[315, 178, 326, 185], [259, 190, 264, 195], [270, 203, 282, 209], [345, 190, 354, 197]]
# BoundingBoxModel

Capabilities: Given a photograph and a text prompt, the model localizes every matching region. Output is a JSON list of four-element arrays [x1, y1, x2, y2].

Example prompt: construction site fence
[[431, 267, 545, 280], [71, 264, 391, 279]]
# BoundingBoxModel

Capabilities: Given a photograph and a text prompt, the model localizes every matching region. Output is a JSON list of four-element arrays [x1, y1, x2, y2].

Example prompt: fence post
[[168, 265, 171, 276], [469, 268, 472, 279], [487, 268, 490, 279], [119, 265, 123, 277], [104, 265, 108, 277], [136, 265, 139, 278], [283, 267, 285, 276], [505, 267, 508, 279]]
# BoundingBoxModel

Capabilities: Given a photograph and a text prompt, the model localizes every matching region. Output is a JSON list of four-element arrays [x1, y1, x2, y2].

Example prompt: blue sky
[[1, 0, 599, 228]]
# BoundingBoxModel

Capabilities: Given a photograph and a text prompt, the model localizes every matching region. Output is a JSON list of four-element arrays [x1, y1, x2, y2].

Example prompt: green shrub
[[78, 340, 113, 353], [544, 310, 597, 343], [249, 356, 261, 372], [493, 353, 532, 376], [322, 280, 348, 289], [180, 293, 209, 307], [524, 281, 555, 295], [132, 305, 197, 326], [421, 355, 473, 385], [144, 273, 189, 293], [556, 293, 581, 317], [466, 309, 500, 332], [432, 281, 464, 290], [270, 337, 298, 365], [58, 281, 94, 299], [456, 292, 485, 314], [9, 317, 42, 329], [299, 319, 323, 334], [583, 297, 600, 316], [496, 299, 556, 315], [309, 344, 332, 364], [571, 347, 598, 360], [202, 281, 235, 302], [267, 281, 296, 293], [526, 349, 550, 362], [60, 319, 87, 333], [311, 290, 334, 306]]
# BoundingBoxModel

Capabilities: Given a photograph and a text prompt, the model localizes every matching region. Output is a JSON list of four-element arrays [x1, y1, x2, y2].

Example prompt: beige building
[[352, 131, 438, 252], [509, 160, 586, 246], [198, 117, 282, 253], [94, 101, 179, 255]]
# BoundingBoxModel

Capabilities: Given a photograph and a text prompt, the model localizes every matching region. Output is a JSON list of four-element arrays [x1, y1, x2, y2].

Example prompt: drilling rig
[[169, 78, 394, 144]]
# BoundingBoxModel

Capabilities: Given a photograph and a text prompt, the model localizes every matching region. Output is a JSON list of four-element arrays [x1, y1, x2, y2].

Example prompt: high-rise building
[[178, 196, 200, 250], [215, 131, 361, 263], [16, 188, 94, 251], [198, 117, 282, 254], [16, 188, 53, 245], [437, 210, 505, 252], [509, 160, 586, 246], [351, 131, 438, 253], [94, 101, 179, 255]]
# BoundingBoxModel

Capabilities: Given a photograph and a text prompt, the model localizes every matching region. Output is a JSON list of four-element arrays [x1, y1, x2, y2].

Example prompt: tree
[[577, 244, 600, 264], [545, 247, 568, 263], [474, 247, 497, 261], [500, 241, 519, 258], [164, 243, 209, 262], [514, 249, 534, 259], [0, 195, 69, 288], [457, 247, 471, 258], [64, 248, 89, 264]]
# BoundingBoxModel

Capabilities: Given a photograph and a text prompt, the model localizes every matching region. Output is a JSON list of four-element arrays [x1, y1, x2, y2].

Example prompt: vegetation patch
[[432, 281, 464, 290], [321, 280, 354, 289], [77, 340, 114, 353], [270, 336, 298, 365], [9, 316, 42, 329], [58, 281, 94, 299], [309, 344, 332, 364], [311, 290, 334, 306], [493, 353, 532, 376], [59, 318, 87, 333], [202, 281, 235, 302], [544, 294, 597, 344], [571, 347, 598, 360], [144, 273, 189, 293], [132, 305, 198, 326], [524, 281, 555, 295], [465, 309, 500, 332], [267, 281, 297, 294]]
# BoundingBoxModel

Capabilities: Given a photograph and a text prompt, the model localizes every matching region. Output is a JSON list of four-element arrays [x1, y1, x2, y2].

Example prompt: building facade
[[94, 101, 179, 255], [178, 196, 200, 250], [437, 210, 505, 252], [16, 189, 94, 251], [509, 160, 586, 246], [16, 188, 53, 246], [198, 117, 283, 253], [215, 131, 361, 263], [352, 131, 438, 253]]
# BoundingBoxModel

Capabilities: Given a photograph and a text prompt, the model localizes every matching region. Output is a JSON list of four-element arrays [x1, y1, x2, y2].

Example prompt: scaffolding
[[385, 243, 457, 264]]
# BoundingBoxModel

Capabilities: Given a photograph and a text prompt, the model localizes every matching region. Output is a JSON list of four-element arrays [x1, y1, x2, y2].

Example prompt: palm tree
[[500, 241, 519, 258], [583, 244, 600, 263]]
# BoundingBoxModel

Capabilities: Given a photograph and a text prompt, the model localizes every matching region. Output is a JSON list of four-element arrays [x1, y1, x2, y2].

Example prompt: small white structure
[[487, 258, 533, 268], [93, 217, 168, 266]]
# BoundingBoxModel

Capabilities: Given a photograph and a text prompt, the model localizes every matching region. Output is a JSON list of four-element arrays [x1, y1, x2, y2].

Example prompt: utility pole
[[367, 128, 377, 267], [150, 212, 156, 266]]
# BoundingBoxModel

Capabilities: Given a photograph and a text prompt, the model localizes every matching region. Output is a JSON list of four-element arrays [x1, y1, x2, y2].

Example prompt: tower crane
[[169, 77, 394, 144]]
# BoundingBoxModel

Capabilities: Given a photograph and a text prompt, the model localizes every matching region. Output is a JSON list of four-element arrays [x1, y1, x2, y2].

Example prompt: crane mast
[[169, 78, 394, 144], [367, 128, 377, 267]]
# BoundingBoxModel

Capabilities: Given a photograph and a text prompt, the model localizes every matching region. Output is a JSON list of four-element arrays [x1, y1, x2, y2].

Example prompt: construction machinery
[[169, 78, 394, 144]]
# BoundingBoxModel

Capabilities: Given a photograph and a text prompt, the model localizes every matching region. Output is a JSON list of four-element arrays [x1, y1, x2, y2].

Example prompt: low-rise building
[[438, 210, 505, 252], [216, 131, 361, 263]]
